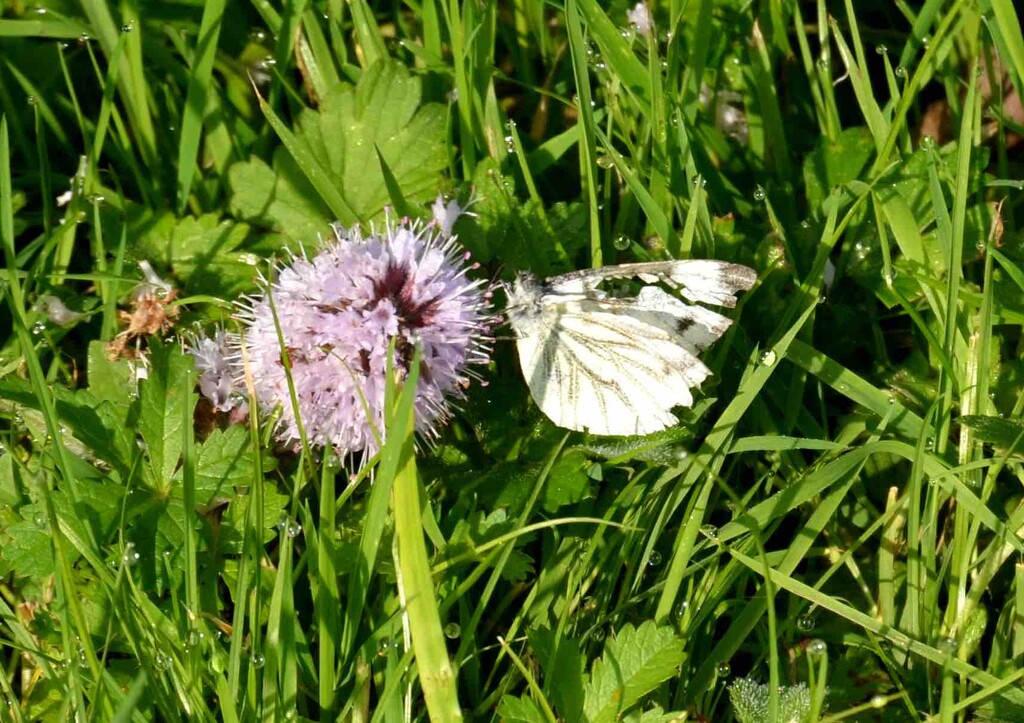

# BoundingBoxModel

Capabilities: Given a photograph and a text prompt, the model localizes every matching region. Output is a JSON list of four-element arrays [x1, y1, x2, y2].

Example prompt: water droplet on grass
[[613, 235, 630, 250], [753, 185, 766, 201], [443, 623, 461, 639], [796, 614, 815, 631], [251, 653, 265, 668]]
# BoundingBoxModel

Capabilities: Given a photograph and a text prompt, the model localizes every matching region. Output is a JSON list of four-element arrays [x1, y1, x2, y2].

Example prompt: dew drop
[[122, 543, 140, 566], [895, 66, 908, 78], [715, 661, 731, 678], [31, 322, 44, 336], [187, 629, 204, 647], [154, 652, 171, 670], [675, 600, 689, 619], [753, 185, 766, 201], [33, 513, 46, 529], [699, 524, 718, 540], [648, 550, 662, 566], [817, 57, 830, 72], [504, 135, 516, 153], [121, 22, 134, 33], [249, 28, 268, 44], [613, 235, 631, 251], [596, 154, 614, 169], [876, 44, 888, 55], [673, 448, 689, 462], [443, 622, 461, 639], [377, 639, 393, 657], [286, 522, 302, 539], [937, 637, 958, 654], [796, 613, 815, 632], [250, 653, 265, 668], [807, 638, 827, 656], [759, 350, 777, 366], [887, 395, 897, 405], [870, 694, 887, 708], [27, 96, 38, 107]]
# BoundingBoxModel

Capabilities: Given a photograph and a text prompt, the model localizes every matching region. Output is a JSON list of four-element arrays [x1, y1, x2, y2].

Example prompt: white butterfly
[[504, 260, 757, 436]]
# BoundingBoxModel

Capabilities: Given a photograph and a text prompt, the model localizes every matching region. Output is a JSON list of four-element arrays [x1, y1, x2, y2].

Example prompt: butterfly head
[[503, 272, 546, 338]]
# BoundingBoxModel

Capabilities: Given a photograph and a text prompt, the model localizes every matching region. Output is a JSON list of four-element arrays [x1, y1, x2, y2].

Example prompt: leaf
[[960, 415, 1024, 454], [190, 425, 256, 505], [86, 340, 135, 419], [457, 158, 589, 277], [138, 340, 197, 488], [583, 621, 686, 723], [53, 478, 125, 548], [529, 627, 586, 721], [131, 212, 257, 298], [802, 126, 875, 210], [542, 450, 591, 513], [0, 516, 54, 581], [496, 694, 548, 723], [229, 60, 447, 240]]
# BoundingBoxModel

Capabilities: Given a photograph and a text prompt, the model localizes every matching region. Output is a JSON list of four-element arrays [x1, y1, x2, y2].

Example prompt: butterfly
[[504, 260, 757, 435]]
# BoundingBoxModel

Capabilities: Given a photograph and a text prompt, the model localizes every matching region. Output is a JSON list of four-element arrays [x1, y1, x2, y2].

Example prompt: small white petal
[[626, 2, 653, 37]]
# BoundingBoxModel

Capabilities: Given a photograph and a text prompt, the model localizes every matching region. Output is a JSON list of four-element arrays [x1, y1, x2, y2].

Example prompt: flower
[[33, 295, 84, 325], [187, 327, 243, 413], [236, 217, 492, 457], [431, 193, 476, 238], [627, 2, 653, 37]]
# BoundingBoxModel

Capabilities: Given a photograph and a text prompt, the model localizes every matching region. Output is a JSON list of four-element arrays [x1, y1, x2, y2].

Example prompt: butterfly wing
[[515, 290, 737, 435], [545, 259, 757, 307]]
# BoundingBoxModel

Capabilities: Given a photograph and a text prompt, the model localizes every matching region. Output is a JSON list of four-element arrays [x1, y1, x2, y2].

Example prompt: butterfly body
[[505, 260, 756, 435]]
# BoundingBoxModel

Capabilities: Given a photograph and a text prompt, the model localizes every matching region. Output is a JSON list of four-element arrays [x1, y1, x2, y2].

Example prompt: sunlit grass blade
[[175, 0, 227, 213]]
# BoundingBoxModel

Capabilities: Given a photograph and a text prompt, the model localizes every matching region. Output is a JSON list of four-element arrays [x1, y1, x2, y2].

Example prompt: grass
[[1, 0, 1024, 721]]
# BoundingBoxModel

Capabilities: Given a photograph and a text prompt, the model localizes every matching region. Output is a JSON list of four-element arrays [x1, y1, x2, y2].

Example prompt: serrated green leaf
[[131, 212, 256, 298], [0, 517, 54, 581], [530, 627, 586, 721], [583, 621, 686, 723], [86, 340, 135, 418], [543, 450, 590, 513], [229, 60, 447, 241], [189, 425, 255, 505], [138, 341, 197, 487], [496, 694, 548, 723], [449, 158, 588, 276]]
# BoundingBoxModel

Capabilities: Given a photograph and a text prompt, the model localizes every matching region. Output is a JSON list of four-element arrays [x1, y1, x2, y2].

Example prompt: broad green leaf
[[138, 340, 197, 487], [583, 621, 685, 723], [189, 425, 256, 505], [529, 627, 585, 722], [802, 126, 875, 210], [131, 212, 257, 298], [496, 694, 548, 723], [456, 158, 588, 276], [86, 340, 135, 419], [0, 515, 53, 581], [229, 60, 447, 240], [542, 449, 590, 513]]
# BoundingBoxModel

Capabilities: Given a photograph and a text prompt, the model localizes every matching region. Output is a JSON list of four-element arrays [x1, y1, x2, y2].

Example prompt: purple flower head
[[186, 326, 244, 413], [236, 217, 492, 457]]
